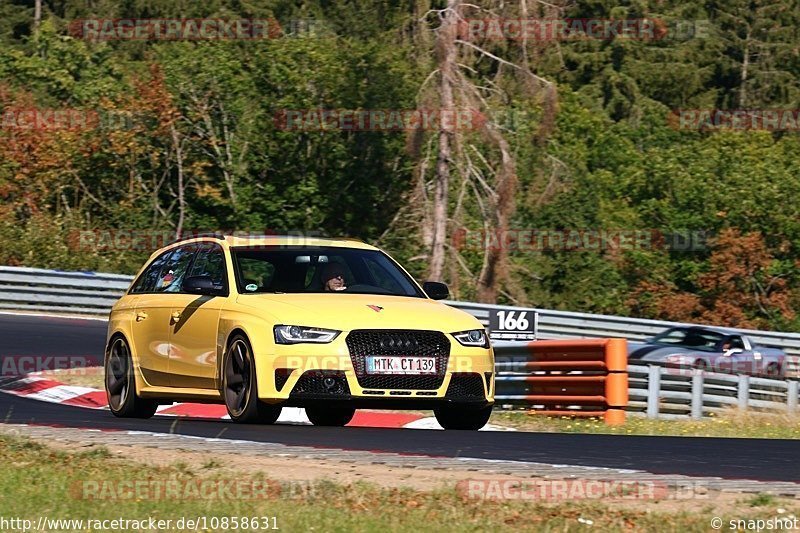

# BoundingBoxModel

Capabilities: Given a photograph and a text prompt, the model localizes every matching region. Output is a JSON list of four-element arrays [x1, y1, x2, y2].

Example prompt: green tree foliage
[[0, 0, 798, 330]]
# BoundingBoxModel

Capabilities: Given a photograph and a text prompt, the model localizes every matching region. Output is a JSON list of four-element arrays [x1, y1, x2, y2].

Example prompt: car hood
[[235, 293, 483, 332]]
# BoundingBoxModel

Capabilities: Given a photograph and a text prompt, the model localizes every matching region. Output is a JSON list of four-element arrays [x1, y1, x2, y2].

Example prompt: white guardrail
[[0, 266, 133, 315], [628, 363, 799, 420], [2, 265, 799, 419]]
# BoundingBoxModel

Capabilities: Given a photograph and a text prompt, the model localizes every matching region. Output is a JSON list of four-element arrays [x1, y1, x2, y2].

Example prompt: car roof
[[668, 325, 742, 336], [225, 234, 377, 250], [162, 234, 378, 252]]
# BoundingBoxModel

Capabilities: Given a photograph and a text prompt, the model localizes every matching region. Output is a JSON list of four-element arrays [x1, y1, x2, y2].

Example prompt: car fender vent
[[290, 370, 350, 397], [446, 373, 486, 399], [275, 368, 294, 392]]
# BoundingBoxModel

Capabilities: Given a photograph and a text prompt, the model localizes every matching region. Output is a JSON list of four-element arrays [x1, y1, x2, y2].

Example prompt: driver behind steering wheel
[[321, 262, 347, 292]]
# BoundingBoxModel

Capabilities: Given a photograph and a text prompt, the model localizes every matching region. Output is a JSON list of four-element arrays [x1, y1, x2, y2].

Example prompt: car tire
[[434, 404, 493, 430], [105, 336, 159, 419], [305, 407, 355, 427], [223, 334, 282, 424]]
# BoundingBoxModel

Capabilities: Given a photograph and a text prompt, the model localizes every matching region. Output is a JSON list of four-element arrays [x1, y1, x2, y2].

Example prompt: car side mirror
[[184, 275, 221, 296], [422, 281, 449, 300]]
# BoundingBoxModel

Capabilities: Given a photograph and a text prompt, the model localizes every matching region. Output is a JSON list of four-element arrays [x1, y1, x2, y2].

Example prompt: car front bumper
[[254, 330, 495, 406]]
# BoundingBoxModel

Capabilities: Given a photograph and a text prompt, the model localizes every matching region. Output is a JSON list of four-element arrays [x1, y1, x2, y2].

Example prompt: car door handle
[[135, 311, 148, 322], [171, 311, 182, 323]]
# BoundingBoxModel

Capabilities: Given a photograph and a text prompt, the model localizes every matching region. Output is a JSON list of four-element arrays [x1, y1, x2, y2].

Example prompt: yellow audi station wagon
[[105, 235, 495, 429]]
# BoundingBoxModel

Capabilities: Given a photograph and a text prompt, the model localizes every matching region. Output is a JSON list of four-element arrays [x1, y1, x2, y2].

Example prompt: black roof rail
[[167, 233, 227, 246], [224, 233, 359, 241], [165, 233, 366, 248]]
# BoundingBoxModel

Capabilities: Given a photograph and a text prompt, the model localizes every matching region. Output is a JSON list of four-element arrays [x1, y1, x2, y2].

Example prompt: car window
[[650, 328, 688, 345], [156, 244, 198, 293], [231, 246, 422, 297], [130, 249, 173, 294], [363, 255, 404, 294], [722, 336, 746, 350], [651, 328, 725, 352], [238, 257, 275, 292], [187, 243, 227, 289]]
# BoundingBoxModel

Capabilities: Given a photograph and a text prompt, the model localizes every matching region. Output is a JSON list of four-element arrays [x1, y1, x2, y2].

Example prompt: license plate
[[365, 356, 437, 375]]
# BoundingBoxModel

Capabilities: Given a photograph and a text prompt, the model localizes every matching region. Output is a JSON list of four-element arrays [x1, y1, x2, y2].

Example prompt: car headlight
[[452, 329, 489, 348], [274, 325, 341, 344]]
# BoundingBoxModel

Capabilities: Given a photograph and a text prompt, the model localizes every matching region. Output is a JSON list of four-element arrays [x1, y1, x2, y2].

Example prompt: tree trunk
[[33, 0, 42, 33], [739, 28, 751, 108], [477, 130, 516, 303], [170, 124, 186, 239], [428, 0, 460, 281]]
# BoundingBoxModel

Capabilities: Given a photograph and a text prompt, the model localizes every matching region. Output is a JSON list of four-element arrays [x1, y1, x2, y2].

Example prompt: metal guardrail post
[[691, 370, 703, 419], [646, 365, 661, 419], [737, 375, 750, 410], [788, 381, 799, 414]]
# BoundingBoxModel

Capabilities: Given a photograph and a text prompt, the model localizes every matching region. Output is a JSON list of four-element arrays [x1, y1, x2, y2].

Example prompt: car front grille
[[346, 330, 450, 390]]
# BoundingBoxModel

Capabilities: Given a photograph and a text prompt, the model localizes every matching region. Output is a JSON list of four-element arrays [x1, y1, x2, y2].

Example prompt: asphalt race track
[[0, 312, 107, 357], [1, 313, 798, 482]]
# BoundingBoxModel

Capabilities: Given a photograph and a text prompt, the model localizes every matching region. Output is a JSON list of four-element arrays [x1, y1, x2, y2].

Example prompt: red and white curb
[[0, 375, 512, 431]]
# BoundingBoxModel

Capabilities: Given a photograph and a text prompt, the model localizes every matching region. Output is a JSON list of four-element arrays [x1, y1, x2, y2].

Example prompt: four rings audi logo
[[379, 337, 419, 349]]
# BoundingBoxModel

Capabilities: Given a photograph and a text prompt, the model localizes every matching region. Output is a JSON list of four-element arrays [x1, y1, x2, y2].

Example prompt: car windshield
[[649, 328, 725, 352], [232, 246, 423, 297]]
